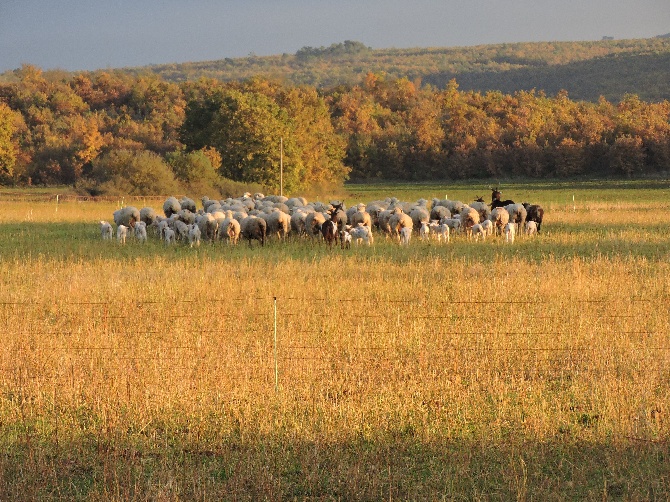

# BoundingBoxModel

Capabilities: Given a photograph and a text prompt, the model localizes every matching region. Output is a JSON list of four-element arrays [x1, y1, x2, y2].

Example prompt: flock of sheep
[[100, 191, 544, 248]]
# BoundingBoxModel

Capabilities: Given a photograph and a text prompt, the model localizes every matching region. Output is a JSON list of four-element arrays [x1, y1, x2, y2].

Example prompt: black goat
[[522, 203, 544, 233]]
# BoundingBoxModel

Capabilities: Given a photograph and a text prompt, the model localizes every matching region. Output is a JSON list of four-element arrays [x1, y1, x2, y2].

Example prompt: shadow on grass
[[1, 435, 668, 500]]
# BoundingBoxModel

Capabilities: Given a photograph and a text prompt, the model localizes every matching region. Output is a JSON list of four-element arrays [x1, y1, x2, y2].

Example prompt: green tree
[[0, 102, 17, 181]]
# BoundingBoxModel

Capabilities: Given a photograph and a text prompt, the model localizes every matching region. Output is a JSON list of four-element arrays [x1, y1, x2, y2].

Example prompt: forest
[[0, 37, 669, 195]]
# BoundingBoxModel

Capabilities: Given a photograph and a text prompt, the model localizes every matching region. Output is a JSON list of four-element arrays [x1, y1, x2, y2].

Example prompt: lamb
[[100, 221, 113, 240], [350, 224, 374, 246], [504, 222, 516, 243], [116, 224, 128, 245], [480, 219, 494, 238], [240, 216, 267, 246], [429, 222, 450, 243], [340, 230, 352, 249], [113, 206, 140, 228], [525, 221, 538, 236], [399, 226, 412, 246], [188, 223, 201, 247], [471, 223, 486, 241], [419, 221, 431, 241], [134, 221, 147, 243], [163, 227, 176, 245], [163, 197, 181, 218]]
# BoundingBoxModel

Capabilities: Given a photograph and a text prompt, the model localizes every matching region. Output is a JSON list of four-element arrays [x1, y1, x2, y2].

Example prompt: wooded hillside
[[1, 38, 669, 194]]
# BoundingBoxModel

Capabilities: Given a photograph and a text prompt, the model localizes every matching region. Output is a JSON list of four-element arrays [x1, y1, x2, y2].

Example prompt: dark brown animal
[[522, 203, 544, 233], [321, 220, 337, 247]]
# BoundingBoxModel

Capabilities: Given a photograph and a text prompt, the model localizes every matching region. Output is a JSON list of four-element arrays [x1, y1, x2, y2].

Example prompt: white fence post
[[273, 296, 278, 392]]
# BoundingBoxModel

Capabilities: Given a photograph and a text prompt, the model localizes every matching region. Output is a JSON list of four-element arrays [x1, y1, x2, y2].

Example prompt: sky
[[1, 0, 669, 73]]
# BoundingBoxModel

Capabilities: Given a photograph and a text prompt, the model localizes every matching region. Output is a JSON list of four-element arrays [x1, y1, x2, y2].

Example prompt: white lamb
[[188, 223, 201, 247], [163, 227, 176, 245], [100, 221, 113, 240], [471, 223, 486, 241], [429, 221, 450, 243], [400, 226, 412, 246], [504, 222, 516, 243], [480, 219, 493, 238], [340, 230, 352, 249], [526, 221, 538, 236], [350, 224, 374, 246], [116, 224, 128, 245], [419, 221, 431, 241], [134, 221, 147, 243]]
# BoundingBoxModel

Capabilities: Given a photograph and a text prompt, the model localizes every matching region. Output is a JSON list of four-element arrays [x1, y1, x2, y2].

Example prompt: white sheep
[[400, 226, 412, 246], [116, 224, 128, 245], [419, 221, 431, 241], [471, 223, 486, 241], [480, 219, 493, 238], [526, 221, 538, 236], [163, 227, 176, 245], [490, 207, 510, 236], [350, 224, 374, 246], [430, 221, 452, 244], [100, 221, 113, 240], [504, 222, 516, 243], [134, 221, 147, 243], [340, 230, 352, 249], [188, 223, 201, 247]]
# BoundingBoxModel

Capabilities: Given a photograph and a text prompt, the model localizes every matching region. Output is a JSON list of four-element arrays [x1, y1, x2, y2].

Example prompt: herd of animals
[[100, 188, 544, 248]]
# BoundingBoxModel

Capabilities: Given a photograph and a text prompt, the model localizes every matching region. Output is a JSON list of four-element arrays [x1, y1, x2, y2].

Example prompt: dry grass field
[[1, 180, 670, 500]]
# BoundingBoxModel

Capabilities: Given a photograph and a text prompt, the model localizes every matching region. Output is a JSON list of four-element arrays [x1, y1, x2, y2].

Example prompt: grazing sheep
[[116, 224, 128, 245], [469, 200, 491, 222], [134, 221, 147, 243], [305, 211, 327, 238], [349, 204, 372, 229], [163, 197, 181, 218], [490, 207, 510, 236], [113, 206, 140, 228], [290, 210, 310, 236], [173, 220, 189, 241], [377, 209, 394, 236], [263, 209, 291, 240], [522, 203, 544, 233], [389, 209, 413, 241], [460, 207, 480, 239], [240, 216, 267, 246], [350, 224, 374, 246], [400, 226, 412, 246], [100, 221, 113, 240], [504, 222, 516, 243], [409, 207, 430, 233], [188, 223, 201, 247], [219, 217, 241, 245], [505, 203, 527, 234], [178, 209, 197, 225], [441, 217, 461, 234], [430, 205, 451, 222], [526, 221, 538, 236], [139, 207, 157, 226], [196, 213, 218, 241], [179, 197, 197, 213]]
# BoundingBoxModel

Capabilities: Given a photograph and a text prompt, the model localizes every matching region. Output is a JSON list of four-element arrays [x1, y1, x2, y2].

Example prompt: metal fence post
[[274, 296, 278, 392]]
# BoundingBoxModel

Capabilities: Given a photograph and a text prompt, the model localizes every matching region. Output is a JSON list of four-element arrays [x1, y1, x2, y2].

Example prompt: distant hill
[[3, 38, 670, 102]]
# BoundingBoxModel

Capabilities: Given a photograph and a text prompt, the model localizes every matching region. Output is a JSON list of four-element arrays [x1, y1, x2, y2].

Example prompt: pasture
[[1, 179, 670, 500]]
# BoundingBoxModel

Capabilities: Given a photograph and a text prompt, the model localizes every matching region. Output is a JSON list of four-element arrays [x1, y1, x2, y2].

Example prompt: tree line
[[0, 65, 669, 196]]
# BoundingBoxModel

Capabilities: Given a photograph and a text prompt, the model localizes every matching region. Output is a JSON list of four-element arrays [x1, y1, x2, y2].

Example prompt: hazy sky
[[1, 0, 668, 73]]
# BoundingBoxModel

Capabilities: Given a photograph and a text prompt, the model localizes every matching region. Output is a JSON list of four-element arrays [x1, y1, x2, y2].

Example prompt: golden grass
[[1, 193, 670, 499]]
